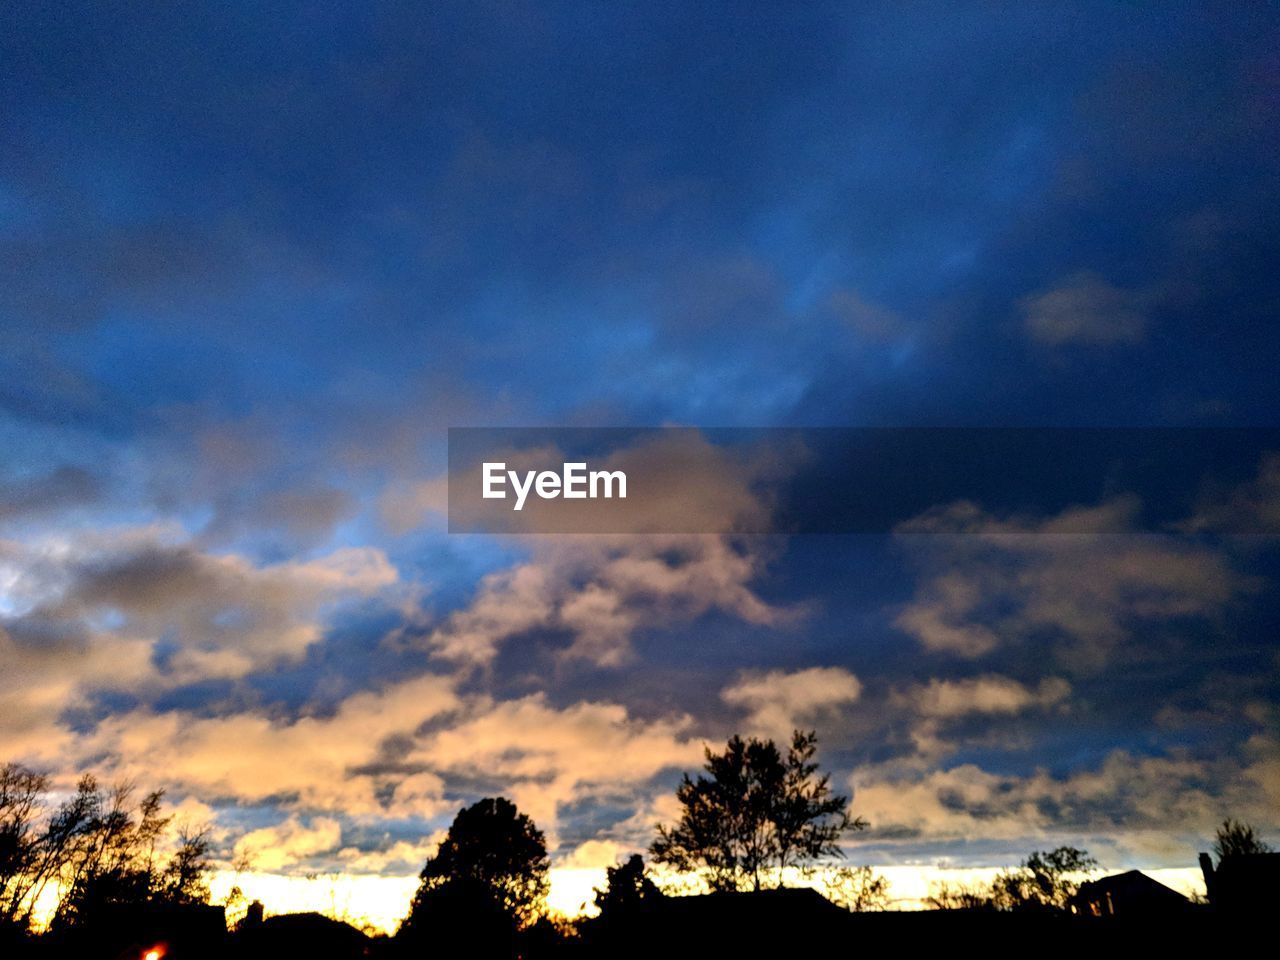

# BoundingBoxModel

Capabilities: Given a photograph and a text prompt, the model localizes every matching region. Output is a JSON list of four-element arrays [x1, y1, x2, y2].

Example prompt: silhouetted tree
[[824, 864, 890, 912], [400, 797, 549, 956], [593, 854, 662, 919], [990, 846, 1097, 912], [519, 913, 579, 958], [1, 764, 49, 933], [157, 827, 212, 906], [53, 781, 165, 929], [1213, 818, 1272, 863], [3, 767, 104, 933], [51, 778, 211, 929], [651, 730, 863, 891], [3, 765, 209, 938]]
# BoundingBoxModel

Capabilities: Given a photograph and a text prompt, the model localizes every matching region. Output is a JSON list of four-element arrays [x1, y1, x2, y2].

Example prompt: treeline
[[926, 847, 1098, 912], [926, 819, 1273, 913], [5, 733, 1271, 958], [2, 729, 869, 955], [397, 729, 870, 954]]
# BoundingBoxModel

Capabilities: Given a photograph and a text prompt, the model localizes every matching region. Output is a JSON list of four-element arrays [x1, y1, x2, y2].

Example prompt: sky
[[3, 0, 1280, 931]]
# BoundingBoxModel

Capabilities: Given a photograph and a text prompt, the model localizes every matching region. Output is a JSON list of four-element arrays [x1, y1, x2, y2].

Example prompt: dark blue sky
[[2, 0, 1278, 914]]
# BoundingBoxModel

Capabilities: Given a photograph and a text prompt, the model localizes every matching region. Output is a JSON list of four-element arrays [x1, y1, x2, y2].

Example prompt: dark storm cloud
[[5, 3, 1277, 432]]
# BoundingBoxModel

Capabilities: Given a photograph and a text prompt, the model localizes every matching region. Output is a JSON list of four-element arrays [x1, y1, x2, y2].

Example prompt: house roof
[[1076, 870, 1189, 905]]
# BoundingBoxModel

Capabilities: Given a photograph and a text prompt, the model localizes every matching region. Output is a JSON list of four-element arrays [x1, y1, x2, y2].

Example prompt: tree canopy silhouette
[[651, 729, 863, 892], [593, 854, 662, 919], [926, 846, 1097, 913], [824, 864, 890, 912], [1212, 818, 1272, 863], [401, 796, 549, 950], [990, 846, 1097, 912], [1, 763, 210, 940]]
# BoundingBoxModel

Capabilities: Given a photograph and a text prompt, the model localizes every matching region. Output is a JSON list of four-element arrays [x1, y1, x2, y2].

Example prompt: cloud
[[427, 534, 791, 668], [852, 737, 1280, 863], [721, 667, 862, 738], [1185, 452, 1280, 535], [902, 675, 1070, 718], [335, 837, 445, 875], [0, 622, 149, 762], [893, 497, 1254, 666], [893, 577, 1003, 658], [48, 668, 701, 866], [1021, 272, 1149, 346], [409, 694, 702, 834], [847, 672, 1280, 863], [74, 672, 461, 814], [888, 674, 1073, 762], [0, 526, 399, 701], [558, 838, 625, 870], [425, 430, 799, 667], [235, 816, 344, 872]]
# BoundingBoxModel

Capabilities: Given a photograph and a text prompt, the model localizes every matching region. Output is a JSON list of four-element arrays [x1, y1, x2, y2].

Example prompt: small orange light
[[143, 948, 163, 960]]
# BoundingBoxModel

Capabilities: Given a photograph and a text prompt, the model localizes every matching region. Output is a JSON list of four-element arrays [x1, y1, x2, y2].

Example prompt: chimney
[[1198, 852, 1215, 902]]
